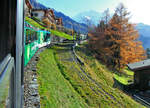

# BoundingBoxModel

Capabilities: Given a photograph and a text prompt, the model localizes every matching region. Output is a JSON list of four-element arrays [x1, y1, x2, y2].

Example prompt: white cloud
[[124, 0, 150, 25]]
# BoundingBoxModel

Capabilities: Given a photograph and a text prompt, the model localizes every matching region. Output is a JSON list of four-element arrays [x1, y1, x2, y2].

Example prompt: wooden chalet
[[127, 59, 150, 91], [44, 9, 56, 24], [31, 8, 64, 30], [25, 0, 33, 16], [55, 17, 63, 26], [31, 9, 56, 23]]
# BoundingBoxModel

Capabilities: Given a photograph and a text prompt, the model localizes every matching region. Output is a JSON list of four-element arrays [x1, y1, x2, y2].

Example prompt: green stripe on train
[[24, 22, 51, 66]]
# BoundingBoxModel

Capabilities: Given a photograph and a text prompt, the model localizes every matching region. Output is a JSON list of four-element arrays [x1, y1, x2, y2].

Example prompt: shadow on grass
[[75, 45, 94, 58], [55, 43, 74, 47]]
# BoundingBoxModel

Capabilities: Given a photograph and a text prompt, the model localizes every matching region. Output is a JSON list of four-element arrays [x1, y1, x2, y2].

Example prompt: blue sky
[[37, 0, 150, 25], [37, 0, 123, 17]]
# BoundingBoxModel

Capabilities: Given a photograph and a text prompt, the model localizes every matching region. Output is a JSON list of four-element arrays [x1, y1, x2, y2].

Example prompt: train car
[[37, 30, 51, 48], [24, 21, 51, 66], [24, 22, 39, 66], [0, 0, 24, 107]]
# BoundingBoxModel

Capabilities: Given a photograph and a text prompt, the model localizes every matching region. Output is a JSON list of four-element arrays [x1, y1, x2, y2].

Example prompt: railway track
[[71, 43, 150, 108], [71, 44, 123, 107], [56, 41, 150, 107], [133, 94, 150, 108]]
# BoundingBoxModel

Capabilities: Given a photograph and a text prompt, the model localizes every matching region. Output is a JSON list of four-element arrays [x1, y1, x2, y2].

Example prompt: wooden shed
[[127, 59, 150, 91]]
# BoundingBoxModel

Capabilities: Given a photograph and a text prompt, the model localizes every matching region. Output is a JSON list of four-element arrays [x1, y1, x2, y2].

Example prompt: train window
[[32, 31, 35, 41], [0, 0, 16, 63], [30, 30, 33, 42], [34, 31, 37, 40], [26, 29, 31, 45], [25, 29, 38, 44], [35, 32, 38, 40], [34, 31, 36, 41], [45, 33, 50, 41]]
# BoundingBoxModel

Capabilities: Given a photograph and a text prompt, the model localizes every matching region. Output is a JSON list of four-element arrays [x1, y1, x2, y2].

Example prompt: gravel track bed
[[24, 48, 45, 108]]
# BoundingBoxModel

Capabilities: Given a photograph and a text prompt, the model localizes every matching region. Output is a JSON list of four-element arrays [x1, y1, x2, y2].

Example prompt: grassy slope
[[37, 43, 145, 108], [74, 43, 145, 108], [37, 48, 88, 108], [25, 17, 73, 40]]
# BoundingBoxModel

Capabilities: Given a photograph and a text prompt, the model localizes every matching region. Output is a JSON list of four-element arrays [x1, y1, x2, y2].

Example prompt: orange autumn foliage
[[89, 3, 146, 71]]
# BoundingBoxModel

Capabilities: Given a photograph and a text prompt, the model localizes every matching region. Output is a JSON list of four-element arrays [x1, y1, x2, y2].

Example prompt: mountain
[[29, 0, 150, 48], [53, 10, 88, 34], [136, 23, 150, 37], [30, 0, 48, 9], [136, 23, 150, 49], [29, 0, 88, 34], [73, 10, 103, 25]]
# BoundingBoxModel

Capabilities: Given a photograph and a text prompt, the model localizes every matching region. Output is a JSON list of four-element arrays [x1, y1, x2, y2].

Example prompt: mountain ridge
[[29, 0, 88, 34], [73, 10, 103, 25], [29, 0, 150, 49]]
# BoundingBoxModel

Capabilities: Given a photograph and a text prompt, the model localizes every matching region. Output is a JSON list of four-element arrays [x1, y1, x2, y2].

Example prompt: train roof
[[127, 59, 150, 71]]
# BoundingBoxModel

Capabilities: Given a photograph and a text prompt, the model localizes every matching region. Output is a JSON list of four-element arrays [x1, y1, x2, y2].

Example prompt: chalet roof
[[25, 0, 33, 9], [127, 59, 150, 71]]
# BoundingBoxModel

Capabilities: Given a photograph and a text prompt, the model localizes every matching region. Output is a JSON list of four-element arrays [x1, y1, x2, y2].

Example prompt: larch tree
[[88, 9, 111, 62], [107, 3, 146, 70]]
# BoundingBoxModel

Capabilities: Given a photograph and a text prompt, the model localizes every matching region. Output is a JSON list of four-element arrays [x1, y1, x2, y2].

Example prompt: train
[[24, 21, 51, 66], [0, 0, 52, 107]]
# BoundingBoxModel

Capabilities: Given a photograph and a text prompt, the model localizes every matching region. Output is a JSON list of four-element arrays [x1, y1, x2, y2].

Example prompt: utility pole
[[70, 22, 75, 43]]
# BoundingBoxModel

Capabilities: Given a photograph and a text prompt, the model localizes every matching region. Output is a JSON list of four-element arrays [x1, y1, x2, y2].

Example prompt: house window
[[34, 13, 38, 17]]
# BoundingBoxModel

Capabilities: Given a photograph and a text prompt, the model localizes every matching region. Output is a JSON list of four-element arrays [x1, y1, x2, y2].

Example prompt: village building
[[55, 17, 63, 26], [31, 8, 63, 30], [127, 59, 150, 91], [80, 34, 87, 40], [25, 0, 33, 17], [31, 9, 46, 20]]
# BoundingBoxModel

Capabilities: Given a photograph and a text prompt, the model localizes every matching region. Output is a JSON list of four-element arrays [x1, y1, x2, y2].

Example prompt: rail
[[133, 94, 150, 107]]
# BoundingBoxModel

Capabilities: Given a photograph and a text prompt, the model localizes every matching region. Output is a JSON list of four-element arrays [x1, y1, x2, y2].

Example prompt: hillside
[[29, 0, 88, 34], [37, 42, 145, 108], [53, 10, 88, 34], [30, 0, 150, 48], [25, 17, 73, 40], [37, 48, 88, 108]]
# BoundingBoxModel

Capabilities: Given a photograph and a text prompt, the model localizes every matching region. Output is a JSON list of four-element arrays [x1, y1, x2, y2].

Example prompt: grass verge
[[74, 43, 145, 108], [37, 48, 88, 108], [25, 17, 73, 40]]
